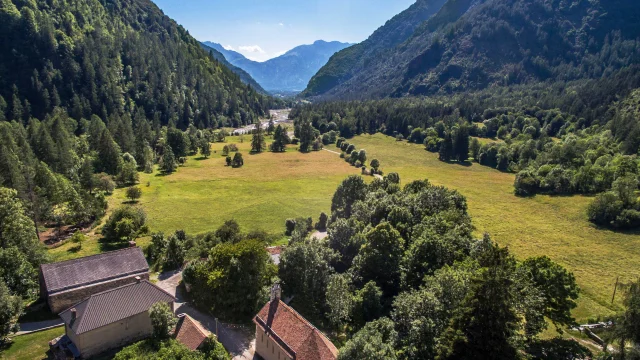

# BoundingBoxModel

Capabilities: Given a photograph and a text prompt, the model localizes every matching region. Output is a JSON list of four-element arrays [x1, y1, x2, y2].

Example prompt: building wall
[[73, 310, 155, 358], [255, 326, 293, 360], [47, 273, 149, 313]]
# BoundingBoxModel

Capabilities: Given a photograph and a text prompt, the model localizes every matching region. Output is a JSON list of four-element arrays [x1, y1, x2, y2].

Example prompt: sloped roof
[[175, 314, 210, 351], [254, 300, 338, 360], [59, 280, 175, 335], [41, 247, 149, 295]]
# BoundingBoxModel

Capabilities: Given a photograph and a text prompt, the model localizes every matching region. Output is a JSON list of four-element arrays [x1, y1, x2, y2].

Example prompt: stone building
[[59, 278, 175, 358], [254, 284, 338, 360], [40, 247, 149, 313]]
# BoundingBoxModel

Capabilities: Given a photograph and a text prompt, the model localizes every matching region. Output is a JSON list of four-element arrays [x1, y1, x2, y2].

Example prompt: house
[[59, 278, 175, 358], [254, 284, 338, 360], [174, 314, 211, 351], [40, 247, 150, 312]]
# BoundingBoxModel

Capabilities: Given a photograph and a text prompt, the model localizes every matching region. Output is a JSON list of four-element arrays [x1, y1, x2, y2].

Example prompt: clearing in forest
[[108, 136, 359, 238]]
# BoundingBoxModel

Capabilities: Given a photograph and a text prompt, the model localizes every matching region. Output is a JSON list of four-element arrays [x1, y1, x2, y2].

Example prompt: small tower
[[270, 282, 281, 302]]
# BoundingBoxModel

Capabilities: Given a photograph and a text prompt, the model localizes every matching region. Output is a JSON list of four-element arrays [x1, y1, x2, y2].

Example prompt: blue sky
[[152, 0, 415, 61]]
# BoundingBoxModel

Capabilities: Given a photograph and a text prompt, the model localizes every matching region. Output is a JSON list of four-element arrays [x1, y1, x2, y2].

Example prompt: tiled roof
[[59, 280, 175, 335], [175, 314, 210, 351], [41, 247, 149, 295], [255, 300, 338, 360]]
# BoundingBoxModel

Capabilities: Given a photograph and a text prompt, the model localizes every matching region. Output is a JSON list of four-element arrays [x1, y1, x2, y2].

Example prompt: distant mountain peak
[[202, 40, 352, 93]]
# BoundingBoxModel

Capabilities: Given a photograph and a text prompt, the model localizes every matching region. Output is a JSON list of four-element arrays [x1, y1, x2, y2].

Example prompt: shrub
[[126, 186, 142, 202], [316, 212, 328, 232], [102, 206, 147, 242], [346, 144, 356, 154], [149, 302, 177, 339], [285, 219, 296, 236], [232, 153, 244, 168], [587, 192, 623, 227], [514, 170, 540, 197]]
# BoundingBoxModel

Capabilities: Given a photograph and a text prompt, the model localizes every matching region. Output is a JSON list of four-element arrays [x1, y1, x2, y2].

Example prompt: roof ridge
[[276, 300, 338, 353], [41, 247, 141, 268], [59, 279, 149, 315]]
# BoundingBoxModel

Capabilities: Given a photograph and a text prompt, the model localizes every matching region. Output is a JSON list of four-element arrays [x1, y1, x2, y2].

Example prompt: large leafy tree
[[279, 240, 337, 318], [437, 237, 520, 360], [338, 318, 398, 360], [352, 222, 405, 297], [184, 240, 275, 322]]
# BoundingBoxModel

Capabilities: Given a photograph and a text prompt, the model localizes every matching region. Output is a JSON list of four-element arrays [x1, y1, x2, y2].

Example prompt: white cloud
[[279, 23, 284, 26], [238, 45, 266, 54], [223, 44, 235, 51], [273, 50, 286, 58]]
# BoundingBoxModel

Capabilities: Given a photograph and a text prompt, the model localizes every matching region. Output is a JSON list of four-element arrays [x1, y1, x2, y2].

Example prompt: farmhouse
[[40, 247, 149, 312], [254, 284, 338, 360], [59, 278, 175, 358]]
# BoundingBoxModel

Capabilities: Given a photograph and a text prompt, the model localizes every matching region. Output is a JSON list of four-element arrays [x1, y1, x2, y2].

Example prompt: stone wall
[[74, 310, 155, 358], [47, 272, 149, 313]]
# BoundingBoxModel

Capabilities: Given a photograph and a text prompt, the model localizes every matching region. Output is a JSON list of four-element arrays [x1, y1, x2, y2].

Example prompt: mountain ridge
[[303, 0, 640, 100], [203, 40, 352, 92]]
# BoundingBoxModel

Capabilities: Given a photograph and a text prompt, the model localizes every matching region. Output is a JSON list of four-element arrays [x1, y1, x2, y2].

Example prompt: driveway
[[156, 271, 257, 360]]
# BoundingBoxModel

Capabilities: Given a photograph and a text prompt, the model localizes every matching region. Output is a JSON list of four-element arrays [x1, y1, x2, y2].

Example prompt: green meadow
[[336, 134, 640, 322], [110, 136, 359, 236], [47, 133, 639, 321]]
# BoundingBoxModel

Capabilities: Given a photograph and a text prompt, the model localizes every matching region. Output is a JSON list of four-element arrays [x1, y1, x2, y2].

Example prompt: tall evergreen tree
[[251, 121, 266, 153]]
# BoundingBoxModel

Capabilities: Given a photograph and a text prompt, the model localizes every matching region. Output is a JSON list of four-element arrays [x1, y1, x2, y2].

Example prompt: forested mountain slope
[[304, 0, 640, 99], [203, 40, 352, 92], [302, 0, 449, 97], [199, 42, 266, 93], [0, 0, 281, 310], [0, 0, 276, 129]]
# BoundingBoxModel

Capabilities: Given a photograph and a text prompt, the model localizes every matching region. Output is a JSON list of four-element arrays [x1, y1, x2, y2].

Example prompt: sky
[[152, 0, 416, 62]]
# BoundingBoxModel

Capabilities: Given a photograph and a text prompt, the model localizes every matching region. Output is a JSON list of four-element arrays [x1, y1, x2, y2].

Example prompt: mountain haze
[[203, 40, 352, 92], [303, 0, 640, 99]]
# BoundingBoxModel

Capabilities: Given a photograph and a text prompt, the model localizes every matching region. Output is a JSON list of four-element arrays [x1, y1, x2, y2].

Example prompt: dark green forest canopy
[[0, 0, 281, 129]]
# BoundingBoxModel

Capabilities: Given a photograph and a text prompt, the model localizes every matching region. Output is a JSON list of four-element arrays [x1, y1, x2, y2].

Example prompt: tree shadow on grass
[[66, 245, 82, 254], [194, 156, 209, 161], [122, 200, 139, 205], [98, 238, 129, 253]]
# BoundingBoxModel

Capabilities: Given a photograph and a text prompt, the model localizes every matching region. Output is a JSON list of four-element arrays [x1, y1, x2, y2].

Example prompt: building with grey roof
[[59, 278, 175, 358], [40, 247, 150, 313]]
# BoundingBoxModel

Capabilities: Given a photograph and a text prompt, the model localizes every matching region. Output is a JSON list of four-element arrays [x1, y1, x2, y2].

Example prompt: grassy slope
[[0, 327, 64, 360], [341, 134, 640, 321]]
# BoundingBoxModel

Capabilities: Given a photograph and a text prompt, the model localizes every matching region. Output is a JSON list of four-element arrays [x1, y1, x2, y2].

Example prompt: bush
[[102, 206, 147, 242], [290, 137, 299, 145], [232, 153, 244, 168], [587, 192, 623, 227], [149, 302, 177, 339], [514, 170, 540, 197], [316, 212, 328, 232], [126, 186, 142, 202], [616, 209, 640, 229], [285, 219, 296, 236]]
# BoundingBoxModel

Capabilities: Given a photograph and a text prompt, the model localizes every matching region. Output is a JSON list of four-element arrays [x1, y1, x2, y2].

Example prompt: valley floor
[[338, 134, 640, 321]]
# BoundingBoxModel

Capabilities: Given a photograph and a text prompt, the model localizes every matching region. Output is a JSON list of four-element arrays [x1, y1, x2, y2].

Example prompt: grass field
[[338, 134, 640, 321], [112, 136, 358, 236], [44, 133, 638, 321], [0, 327, 64, 360]]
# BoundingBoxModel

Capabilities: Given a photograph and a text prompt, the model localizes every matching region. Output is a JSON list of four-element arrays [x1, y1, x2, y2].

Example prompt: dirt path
[[156, 271, 257, 360], [322, 148, 341, 155], [310, 230, 328, 240]]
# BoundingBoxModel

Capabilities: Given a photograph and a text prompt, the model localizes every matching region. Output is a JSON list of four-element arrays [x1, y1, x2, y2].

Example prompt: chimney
[[70, 308, 77, 322], [135, 276, 141, 283], [270, 282, 281, 302]]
